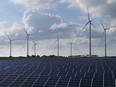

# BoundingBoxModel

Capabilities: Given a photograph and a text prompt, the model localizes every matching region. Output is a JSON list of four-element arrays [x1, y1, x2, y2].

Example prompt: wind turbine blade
[[6, 34, 10, 40], [32, 46, 34, 51], [25, 36, 28, 40], [72, 38, 74, 43], [91, 23, 95, 28], [33, 40, 35, 44], [110, 26, 116, 28], [31, 38, 35, 44], [87, 7, 90, 21], [82, 22, 89, 30], [7, 42, 10, 47], [54, 40, 57, 43], [106, 26, 116, 30], [101, 30, 106, 43], [71, 36, 75, 43], [102, 30, 105, 38], [100, 20, 105, 30], [12, 39, 15, 41], [24, 37, 27, 43], [57, 35, 60, 43], [36, 42, 40, 45], [23, 28, 28, 35], [57, 35, 59, 41], [106, 27, 110, 30]]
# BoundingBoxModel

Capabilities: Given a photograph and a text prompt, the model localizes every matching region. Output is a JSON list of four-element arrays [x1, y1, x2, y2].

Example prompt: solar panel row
[[0, 58, 115, 87]]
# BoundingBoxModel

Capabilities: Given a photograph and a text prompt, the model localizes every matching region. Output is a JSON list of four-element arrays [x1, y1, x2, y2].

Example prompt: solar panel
[[104, 79, 115, 87], [32, 76, 49, 87], [44, 76, 60, 87], [55, 77, 70, 87], [84, 72, 94, 79], [0, 75, 9, 83], [20, 75, 38, 87], [5, 68, 18, 75], [0, 75, 19, 87], [0, 58, 116, 87], [9, 75, 28, 87], [68, 77, 81, 87], [0, 69, 7, 75], [92, 78, 103, 87], [80, 78, 92, 87]]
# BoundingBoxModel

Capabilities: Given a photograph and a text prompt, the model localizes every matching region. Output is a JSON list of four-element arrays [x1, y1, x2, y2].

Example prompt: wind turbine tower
[[24, 29, 31, 57], [70, 37, 74, 57], [57, 35, 59, 57], [32, 40, 39, 56], [82, 8, 95, 58], [70, 42, 72, 57], [6, 35, 14, 57], [100, 21, 116, 58]]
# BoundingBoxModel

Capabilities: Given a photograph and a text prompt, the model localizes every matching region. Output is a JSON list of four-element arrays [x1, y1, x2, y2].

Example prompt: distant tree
[[49, 55, 57, 57], [32, 55, 36, 57], [37, 55, 40, 57], [41, 55, 47, 58]]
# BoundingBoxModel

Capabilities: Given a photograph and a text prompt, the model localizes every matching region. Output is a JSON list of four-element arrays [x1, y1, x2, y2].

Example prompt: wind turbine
[[32, 40, 39, 56], [57, 35, 60, 57], [70, 42, 72, 57], [6, 34, 15, 57], [82, 8, 95, 58], [24, 29, 31, 57], [69, 37, 75, 58], [100, 21, 116, 58]]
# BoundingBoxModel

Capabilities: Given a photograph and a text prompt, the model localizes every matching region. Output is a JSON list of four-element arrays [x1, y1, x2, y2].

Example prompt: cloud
[[50, 23, 68, 30], [2, 0, 115, 56], [22, 10, 82, 40], [0, 21, 25, 45], [0, 21, 7, 36], [10, 0, 55, 10], [21, 9, 107, 50], [60, 0, 116, 19], [0, 10, 86, 48], [21, 9, 109, 55], [0, 22, 23, 37], [10, 0, 109, 40], [59, 0, 116, 44]]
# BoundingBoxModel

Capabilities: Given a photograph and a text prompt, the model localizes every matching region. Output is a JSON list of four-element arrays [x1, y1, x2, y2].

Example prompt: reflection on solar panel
[[0, 58, 116, 87]]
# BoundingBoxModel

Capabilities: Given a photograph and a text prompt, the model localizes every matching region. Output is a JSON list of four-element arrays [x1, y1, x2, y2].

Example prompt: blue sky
[[0, 0, 116, 57], [0, 0, 23, 25]]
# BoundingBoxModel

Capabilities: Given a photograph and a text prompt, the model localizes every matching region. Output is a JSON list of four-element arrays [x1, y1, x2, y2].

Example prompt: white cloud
[[59, 0, 116, 45], [10, 0, 55, 10], [0, 10, 87, 57], [50, 23, 68, 30], [0, 21, 7, 36], [21, 9, 110, 56], [60, 0, 116, 19], [1, 0, 115, 57], [0, 21, 23, 37], [22, 10, 81, 40], [107, 0, 116, 4]]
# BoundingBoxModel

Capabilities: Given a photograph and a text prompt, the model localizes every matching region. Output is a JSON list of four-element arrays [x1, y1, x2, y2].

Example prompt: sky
[[0, 0, 116, 57]]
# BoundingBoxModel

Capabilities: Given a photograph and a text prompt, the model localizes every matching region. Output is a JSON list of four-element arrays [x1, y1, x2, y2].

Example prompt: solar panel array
[[0, 58, 116, 87]]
